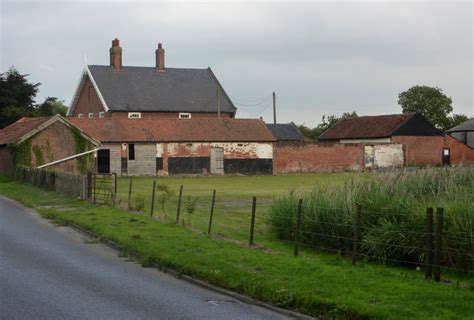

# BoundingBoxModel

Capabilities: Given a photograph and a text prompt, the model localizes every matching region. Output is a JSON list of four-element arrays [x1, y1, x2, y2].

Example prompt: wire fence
[[113, 177, 473, 281]]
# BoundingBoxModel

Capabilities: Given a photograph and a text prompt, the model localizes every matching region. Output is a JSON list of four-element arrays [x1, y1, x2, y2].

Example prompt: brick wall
[[127, 143, 156, 175], [71, 76, 105, 117], [0, 146, 13, 173], [446, 135, 474, 165], [273, 142, 364, 174]]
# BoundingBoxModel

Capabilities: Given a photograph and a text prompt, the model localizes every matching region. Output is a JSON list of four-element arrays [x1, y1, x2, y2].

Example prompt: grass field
[[1, 176, 473, 319], [115, 173, 356, 249]]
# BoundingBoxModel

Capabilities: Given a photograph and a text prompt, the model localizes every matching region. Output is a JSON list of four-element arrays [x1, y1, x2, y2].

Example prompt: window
[[179, 112, 191, 119], [128, 112, 141, 119], [88, 113, 94, 118], [78, 113, 83, 118], [99, 112, 105, 118], [128, 144, 135, 160]]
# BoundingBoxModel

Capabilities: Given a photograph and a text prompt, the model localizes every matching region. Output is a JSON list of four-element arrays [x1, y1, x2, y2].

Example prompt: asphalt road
[[0, 197, 291, 320]]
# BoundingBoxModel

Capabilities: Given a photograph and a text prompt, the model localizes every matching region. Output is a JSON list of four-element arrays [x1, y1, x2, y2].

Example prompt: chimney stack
[[110, 38, 122, 69], [155, 43, 165, 70]]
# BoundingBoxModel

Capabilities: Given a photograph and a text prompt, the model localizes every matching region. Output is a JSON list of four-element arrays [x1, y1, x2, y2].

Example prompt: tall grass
[[268, 167, 474, 272]]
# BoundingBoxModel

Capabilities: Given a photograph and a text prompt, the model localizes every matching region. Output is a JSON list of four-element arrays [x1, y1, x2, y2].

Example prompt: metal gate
[[210, 147, 224, 175], [87, 173, 117, 206]]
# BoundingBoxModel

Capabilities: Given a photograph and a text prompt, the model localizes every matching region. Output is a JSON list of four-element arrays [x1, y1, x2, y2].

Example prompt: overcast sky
[[1, 0, 472, 126]]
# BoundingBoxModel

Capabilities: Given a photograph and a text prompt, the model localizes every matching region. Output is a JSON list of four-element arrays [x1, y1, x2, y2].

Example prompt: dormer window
[[88, 113, 94, 118], [128, 112, 141, 119], [99, 112, 105, 118], [179, 112, 191, 119], [78, 113, 83, 118]]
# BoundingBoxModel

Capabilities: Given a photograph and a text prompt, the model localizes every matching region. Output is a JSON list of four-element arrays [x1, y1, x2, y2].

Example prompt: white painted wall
[[374, 144, 404, 168]]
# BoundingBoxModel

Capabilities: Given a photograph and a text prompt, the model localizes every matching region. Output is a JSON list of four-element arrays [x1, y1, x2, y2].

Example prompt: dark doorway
[[442, 148, 450, 166], [97, 149, 110, 173]]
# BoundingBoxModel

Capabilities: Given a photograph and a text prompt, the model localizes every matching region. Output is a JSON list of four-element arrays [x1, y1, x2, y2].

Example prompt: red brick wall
[[107, 111, 234, 119], [446, 135, 474, 165], [71, 76, 105, 118], [29, 121, 92, 174], [273, 142, 364, 174], [0, 146, 13, 173]]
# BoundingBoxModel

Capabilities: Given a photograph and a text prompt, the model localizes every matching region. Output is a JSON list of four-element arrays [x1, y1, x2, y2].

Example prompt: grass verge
[[1, 178, 473, 319]]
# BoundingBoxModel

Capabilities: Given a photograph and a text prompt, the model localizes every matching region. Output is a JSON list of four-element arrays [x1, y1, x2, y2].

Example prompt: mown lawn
[[1, 177, 473, 319]]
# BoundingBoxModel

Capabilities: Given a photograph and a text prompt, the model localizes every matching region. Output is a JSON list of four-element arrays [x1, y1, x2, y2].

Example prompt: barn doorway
[[210, 147, 224, 175], [442, 148, 450, 166], [97, 149, 110, 173]]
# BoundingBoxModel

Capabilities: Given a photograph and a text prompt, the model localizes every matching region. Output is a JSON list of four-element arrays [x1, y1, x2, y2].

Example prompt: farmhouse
[[0, 115, 99, 174], [318, 112, 474, 167], [68, 39, 236, 119], [447, 118, 474, 148]]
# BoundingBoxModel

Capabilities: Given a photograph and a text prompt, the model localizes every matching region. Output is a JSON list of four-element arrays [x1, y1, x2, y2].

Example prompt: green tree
[[0, 67, 40, 128], [298, 111, 358, 141], [35, 97, 68, 116], [446, 114, 469, 130], [398, 85, 456, 130]]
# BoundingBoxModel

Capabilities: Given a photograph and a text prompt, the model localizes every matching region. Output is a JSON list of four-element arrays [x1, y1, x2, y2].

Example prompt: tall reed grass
[[268, 167, 474, 272]]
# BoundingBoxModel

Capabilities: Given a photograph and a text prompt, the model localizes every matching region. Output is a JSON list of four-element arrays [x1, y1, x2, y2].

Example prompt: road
[[0, 197, 291, 320]]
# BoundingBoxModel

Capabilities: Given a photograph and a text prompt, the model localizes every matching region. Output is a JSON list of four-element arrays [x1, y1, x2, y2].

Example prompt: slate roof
[[266, 123, 304, 141], [446, 118, 474, 132], [68, 118, 276, 143], [318, 113, 442, 140], [0, 117, 51, 145], [70, 65, 236, 115]]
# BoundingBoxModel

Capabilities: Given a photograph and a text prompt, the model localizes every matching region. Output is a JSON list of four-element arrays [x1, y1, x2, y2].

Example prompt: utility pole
[[217, 86, 221, 119], [272, 91, 276, 124]]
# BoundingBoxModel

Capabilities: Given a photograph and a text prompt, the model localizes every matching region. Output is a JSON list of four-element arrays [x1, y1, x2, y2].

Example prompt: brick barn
[[318, 112, 474, 167], [68, 118, 275, 176], [0, 115, 99, 174]]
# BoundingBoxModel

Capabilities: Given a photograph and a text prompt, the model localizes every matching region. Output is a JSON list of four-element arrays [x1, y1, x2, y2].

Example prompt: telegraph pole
[[272, 91, 276, 124], [217, 86, 221, 119]]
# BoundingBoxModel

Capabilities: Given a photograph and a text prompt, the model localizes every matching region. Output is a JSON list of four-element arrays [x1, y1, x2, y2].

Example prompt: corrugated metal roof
[[68, 118, 276, 143], [266, 123, 304, 141], [87, 65, 236, 114], [447, 118, 474, 132]]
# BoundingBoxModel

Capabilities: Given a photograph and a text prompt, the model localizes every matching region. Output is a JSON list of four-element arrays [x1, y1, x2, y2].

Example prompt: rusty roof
[[318, 113, 441, 140], [68, 118, 276, 143], [0, 117, 52, 145]]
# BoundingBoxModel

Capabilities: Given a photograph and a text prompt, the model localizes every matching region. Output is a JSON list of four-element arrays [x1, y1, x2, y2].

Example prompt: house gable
[[68, 67, 108, 117], [392, 113, 443, 136]]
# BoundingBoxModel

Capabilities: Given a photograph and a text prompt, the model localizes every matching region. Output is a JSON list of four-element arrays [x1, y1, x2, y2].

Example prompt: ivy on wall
[[7, 139, 32, 167], [71, 126, 94, 174], [32, 145, 45, 166]]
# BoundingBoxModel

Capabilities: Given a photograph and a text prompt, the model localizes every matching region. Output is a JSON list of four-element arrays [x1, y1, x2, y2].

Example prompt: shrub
[[131, 194, 146, 212]]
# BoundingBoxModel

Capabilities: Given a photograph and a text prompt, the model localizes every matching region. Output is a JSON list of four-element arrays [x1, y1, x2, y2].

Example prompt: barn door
[[442, 148, 450, 166], [364, 146, 374, 168], [210, 147, 224, 175]]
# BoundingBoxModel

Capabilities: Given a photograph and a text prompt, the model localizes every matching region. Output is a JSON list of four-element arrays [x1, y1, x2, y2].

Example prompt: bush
[[268, 167, 474, 271], [131, 194, 146, 212]]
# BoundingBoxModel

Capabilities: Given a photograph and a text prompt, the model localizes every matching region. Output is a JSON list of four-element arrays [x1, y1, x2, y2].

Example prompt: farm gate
[[87, 173, 117, 206]]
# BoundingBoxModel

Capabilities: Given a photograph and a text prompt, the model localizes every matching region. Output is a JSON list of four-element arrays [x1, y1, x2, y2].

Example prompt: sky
[[1, 0, 473, 126]]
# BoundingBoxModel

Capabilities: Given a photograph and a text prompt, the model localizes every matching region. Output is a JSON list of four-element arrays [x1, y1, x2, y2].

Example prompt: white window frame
[[78, 113, 83, 118], [88, 113, 94, 118], [179, 112, 191, 119], [99, 111, 105, 118], [128, 112, 141, 119]]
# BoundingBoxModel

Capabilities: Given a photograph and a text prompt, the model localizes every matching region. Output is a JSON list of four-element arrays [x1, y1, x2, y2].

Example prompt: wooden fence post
[[93, 174, 97, 204], [111, 173, 117, 207], [352, 204, 362, 265], [208, 190, 216, 235], [433, 207, 444, 282], [249, 197, 257, 246], [150, 180, 156, 217], [176, 185, 184, 224], [294, 199, 303, 256], [127, 178, 133, 210], [424, 208, 434, 279]]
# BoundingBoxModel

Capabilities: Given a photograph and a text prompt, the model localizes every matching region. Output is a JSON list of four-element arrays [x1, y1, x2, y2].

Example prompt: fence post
[[111, 173, 117, 207], [127, 178, 133, 210], [93, 174, 97, 204], [150, 180, 156, 217], [424, 208, 434, 279], [249, 197, 257, 246], [433, 207, 444, 282], [208, 190, 216, 235], [294, 199, 303, 257], [176, 185, 184, 224], [352, 204, 362, 265]]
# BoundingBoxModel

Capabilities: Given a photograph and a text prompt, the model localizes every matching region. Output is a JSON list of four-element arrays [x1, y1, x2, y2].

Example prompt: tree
[[398, 86, 455, 130], [35, 97, 68, 117], [298, 111, 358, 141], [446, 114, 469, 130]]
